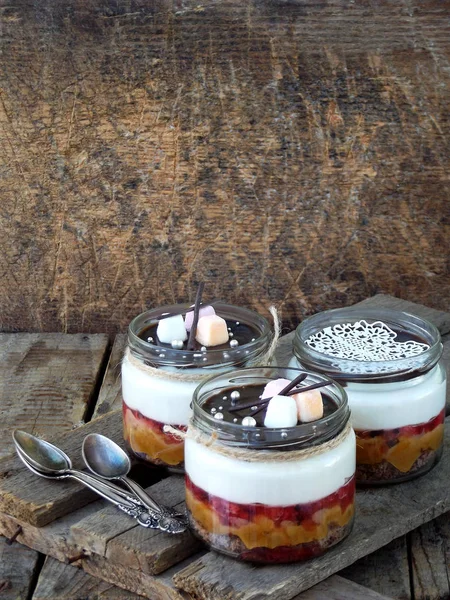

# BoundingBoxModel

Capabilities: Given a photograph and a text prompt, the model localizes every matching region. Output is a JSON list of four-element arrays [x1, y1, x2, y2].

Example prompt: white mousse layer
[[121, 355, 202, 426], [289, 357, 446, 430], [185, 428, 355, 505]]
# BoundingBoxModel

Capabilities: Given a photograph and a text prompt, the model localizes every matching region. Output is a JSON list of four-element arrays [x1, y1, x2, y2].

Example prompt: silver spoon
[[82, 433, 187, 532], [12, 430, 141, 510]]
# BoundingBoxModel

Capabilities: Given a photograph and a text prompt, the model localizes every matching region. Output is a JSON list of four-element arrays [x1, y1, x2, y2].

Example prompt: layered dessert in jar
[[290, 307, 447, 484], [122, 292, 272, 471], [185, 367, 356, 563]]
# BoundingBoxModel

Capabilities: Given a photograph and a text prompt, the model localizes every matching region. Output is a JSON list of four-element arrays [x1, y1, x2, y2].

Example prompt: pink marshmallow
[[261, 378, 292, 400], [184, 304, 216, 332], [293, 389, 324, 423]]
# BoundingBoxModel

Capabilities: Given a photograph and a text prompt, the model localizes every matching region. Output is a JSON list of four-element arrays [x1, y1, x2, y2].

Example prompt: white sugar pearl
[[233, 418, 238, 423], [214, 412, 224, 420], [230, 391, 240, 401], [281, 432, 288, 439], [211, 408, 217, 414], [147, 336, 154, 343], [229, 332, 234, 337], [219, 406, 223, 410], [222, 396, 227, 401], [171, 339, 184, 349], [242, 416, 256, 427], [223, 352, 230, 359], [251, 406, 258, 411], [236, 321, 240, 325], [201, 346, 207, 352], [230, 339, 239, 348]]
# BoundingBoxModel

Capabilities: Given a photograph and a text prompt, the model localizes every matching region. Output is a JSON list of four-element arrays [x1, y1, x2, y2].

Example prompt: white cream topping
[[289, 357, 446, 430], [185, 428, 355, 505], [121, 355, 200, 425]]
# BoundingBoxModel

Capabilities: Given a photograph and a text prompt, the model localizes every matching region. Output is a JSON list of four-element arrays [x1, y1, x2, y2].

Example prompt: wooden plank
[[172, 417, 450, 600], [410, 512, 450, 600], [70, 475, 201, 575], [0, 508, 196, 600], [32, 556, 147, 600], [340, 537, 411, 600], [2, 0, 450, 335], [0, 535, 41, 599], [296, 575, 395, 600], [0, 410, 124, 526], [94, 334, 127, 418], [0, 333, 110, 459]]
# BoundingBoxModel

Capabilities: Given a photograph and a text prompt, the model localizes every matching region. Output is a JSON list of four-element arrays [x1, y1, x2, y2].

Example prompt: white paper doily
[[306, 320, 430, 373]]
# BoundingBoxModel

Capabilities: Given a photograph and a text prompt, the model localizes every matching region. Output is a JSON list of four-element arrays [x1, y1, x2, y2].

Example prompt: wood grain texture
[[33, 556, 147, 600], [0, 333, 109, 459], [0, 536, 41, 599], [410, 513, 450, 600], [94, 334, 127, 418], [0, 0, 449, 335], [173, 418, 450, 600], [341, 537, 411, 600], [296, 575, 395, 600], [0, 410, 124, 526]]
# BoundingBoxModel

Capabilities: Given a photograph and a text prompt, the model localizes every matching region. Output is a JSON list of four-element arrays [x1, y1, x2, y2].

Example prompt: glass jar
[[185, 366, 355, 563], [291, 307, 446, 485], [122, 302, 272, 471]]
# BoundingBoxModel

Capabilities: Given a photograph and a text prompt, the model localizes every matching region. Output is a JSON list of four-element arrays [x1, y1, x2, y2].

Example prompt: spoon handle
[[69, 469, 142, 507], [121, 477, 167, 514], [68, 471, 139, 510]]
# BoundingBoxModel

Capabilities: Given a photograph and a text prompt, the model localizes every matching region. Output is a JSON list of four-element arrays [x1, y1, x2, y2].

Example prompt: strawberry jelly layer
[[356, 408, 445, 473], [185, 474, 355, 557], [123, 402, 186, 466]]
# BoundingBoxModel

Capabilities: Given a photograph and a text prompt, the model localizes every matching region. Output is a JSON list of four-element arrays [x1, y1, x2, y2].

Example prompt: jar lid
[[294, 307, 443, 380], [128, 302, 272, 369]]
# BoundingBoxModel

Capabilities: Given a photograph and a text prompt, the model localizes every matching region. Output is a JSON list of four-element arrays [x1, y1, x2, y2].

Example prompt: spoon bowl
[[13, 430, 71, 473], [82, 434, 131, 479]]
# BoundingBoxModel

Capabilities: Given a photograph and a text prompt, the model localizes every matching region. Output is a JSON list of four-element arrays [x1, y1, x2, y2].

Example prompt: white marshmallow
[[185, 305, 216, 331], [195, 315, 229, 347], [264, 395, 298, 428], [156, 314, 187, 344]]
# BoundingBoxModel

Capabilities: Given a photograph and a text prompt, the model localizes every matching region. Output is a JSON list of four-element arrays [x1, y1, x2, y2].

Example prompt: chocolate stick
[[278, 373, 308, 396], [229, 378, 330, 413], [187, 282, 205, 350]]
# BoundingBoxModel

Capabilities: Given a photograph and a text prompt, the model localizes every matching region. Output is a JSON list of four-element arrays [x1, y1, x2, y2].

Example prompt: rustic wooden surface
[[0, 333, 109, 459], [1, 1, 450, 335], [1, 294, 450, 599]]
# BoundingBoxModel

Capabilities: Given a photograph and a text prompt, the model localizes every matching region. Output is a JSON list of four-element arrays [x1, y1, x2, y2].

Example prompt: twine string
[[163, 421, 352, 463]]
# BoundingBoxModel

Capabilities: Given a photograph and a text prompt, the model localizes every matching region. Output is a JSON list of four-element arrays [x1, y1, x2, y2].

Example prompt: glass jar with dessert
[[122, 288, 274, 472], [290, 307, 447, 485], [185, 366, 355, 563]]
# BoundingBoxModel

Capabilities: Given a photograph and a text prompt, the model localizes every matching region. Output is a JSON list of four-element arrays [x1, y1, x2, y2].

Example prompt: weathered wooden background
[[1, 0, 449, 333]]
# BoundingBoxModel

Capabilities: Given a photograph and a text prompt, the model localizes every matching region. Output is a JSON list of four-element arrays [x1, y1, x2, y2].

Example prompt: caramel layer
[[123, 404, 184, 466], [186, 488, 354, 550]]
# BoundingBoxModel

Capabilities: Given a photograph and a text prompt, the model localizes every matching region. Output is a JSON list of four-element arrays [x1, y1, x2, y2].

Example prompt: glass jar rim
[[191, 366, 350, 449], [293, 307, 443, 380], [127, 302, 272, 368]]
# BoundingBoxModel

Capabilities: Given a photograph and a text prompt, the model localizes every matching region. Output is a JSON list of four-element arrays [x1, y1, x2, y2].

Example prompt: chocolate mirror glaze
[[139, 320, 259, 352], [203, 384, 337, 427]]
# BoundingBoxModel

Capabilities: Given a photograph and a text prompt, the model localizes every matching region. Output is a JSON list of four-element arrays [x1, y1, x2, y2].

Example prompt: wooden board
[[341, 537, 411, 600], [2, 415, 450, 599], [0, 333, 110, 459], [1, 1, 450, 335], [296, 576, 395, 600], [410, 512, 450, 600], [32, 557, 147, 600], [0, 536, 41, 600]]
